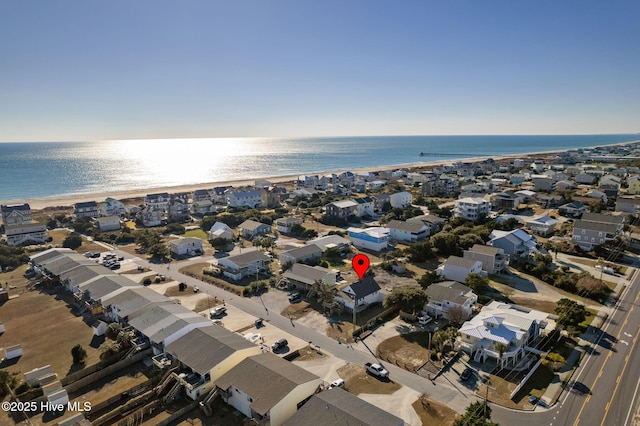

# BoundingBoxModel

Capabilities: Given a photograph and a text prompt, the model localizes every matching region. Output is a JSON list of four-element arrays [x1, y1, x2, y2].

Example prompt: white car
[[329, 378, 345, 388], [418, 315, 432, 325]]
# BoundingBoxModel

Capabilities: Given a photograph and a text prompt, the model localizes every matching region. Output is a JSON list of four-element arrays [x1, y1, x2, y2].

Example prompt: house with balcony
[[457, 301, 551, 368], [95, 216, 121, 232], [4, 222, 48, 246], [581, 212, 626, 234], [73, 201, 100, 219], [281, 263, 336, 293], [489, 191, 523, 211], [216, 250, 271, 281], [1, 203, 33, 226], [215, 353, 322, 426], [212, 186, 232, 204], [145, 193, 170, 210], [437, 256, 483, 283], [238, 220, 272, 239], [284, 387, 404, 426], [424, 281, 477, 320], [191, 199, 215, 215], [164, 325, 262, 400], [168, 197, 190, 222], [558, 201, 589, 218], [463, 244, 507, 274], [347, 227, 389, 252], [454, 197, 491, 221], [572, 220, 619, 251], [353, 197, 375, 217], [524, 215, 559, 237], [274, 217, 303, 234], [387, 220, 429, 243], [389, 191, 412, 208], [193, 189, 212, 202], [336, 276, 384, 312], [227, 189, 263, 208], [325, 199, 359, 220], [99, 198, 126, 217], [138, 206, 166, 227], [278, 245, 322, 266], [295, 175, 328, 190], [488, 229, 537, 260], [627, 176, 640, 195], [101, 286, 169, 323]]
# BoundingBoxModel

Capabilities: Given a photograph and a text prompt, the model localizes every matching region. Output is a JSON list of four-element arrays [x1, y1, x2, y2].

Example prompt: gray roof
[[284, 387, 404, 426], [1, 203, 30, 212], [29, 248, 74, 265], [41, 254, 97, 276], [346, 276, 381, 298], [223, 250, 271, 268], [387, 219, 426, 233], [280, 245, 322, 259], [444, 256, 479, 269], [80, 275, 140, 300], [283, 263, 334, 285], [128, 303, 206, 345], [60, 264, 111, 286], [215, 353, 320, 416], [165, 325, 257, 376], [581, 212, 625, 225], [239, 219, 270, 231], [573, 220, 619, 233], [467, 244, 501, 256], [101, 287, 169, 318], [426, 281, 475, 305]]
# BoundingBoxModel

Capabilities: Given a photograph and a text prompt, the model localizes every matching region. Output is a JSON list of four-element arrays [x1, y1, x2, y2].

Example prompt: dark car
[[460, 367, 473, 381], [271, 338, 288, 352]]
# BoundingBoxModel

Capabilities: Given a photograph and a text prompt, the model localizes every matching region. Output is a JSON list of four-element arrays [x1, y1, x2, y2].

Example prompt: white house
[[463, 244, 507, 274], [95, 215, 121, 232], [99, 198, 126, 217], [347, 227, 389, 252], [337, 277, 384, 312], [191, 200, 216, 215], [4, 222, 48, 246], [209, 222, 234, 241], [278, 245, 322, 266], [227, 189, 263, 208], [454, 197, 491, 221], [216, 250, 271, 281], [238, 220, 272, 239], [424, 281, 477, 320], [437, 256, 483, 283], [457, 301, 551, 368], [387, 220, 429, 243], [145, 193, 170, 210], [524, 215, 559, 237], [274, 217, 303, 234], [215, 353, 322, 426], [306, 234, 351, 252], [170, 237, 204, 256], [389, 191, 413, 208]]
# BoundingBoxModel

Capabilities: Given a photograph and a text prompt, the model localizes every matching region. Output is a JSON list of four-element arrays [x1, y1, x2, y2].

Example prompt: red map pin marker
[[352, 254, 370, 281]]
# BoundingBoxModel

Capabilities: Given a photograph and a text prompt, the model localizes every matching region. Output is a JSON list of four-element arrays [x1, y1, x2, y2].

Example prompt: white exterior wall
[[390, 192, 412, 208], [269, 379, 323, 426]]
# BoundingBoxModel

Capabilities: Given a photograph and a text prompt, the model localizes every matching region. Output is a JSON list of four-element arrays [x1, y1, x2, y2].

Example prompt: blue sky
[[1, 1, 638, 141]]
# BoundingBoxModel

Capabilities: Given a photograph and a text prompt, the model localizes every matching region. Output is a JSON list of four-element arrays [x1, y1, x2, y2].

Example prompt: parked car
[[329, 378, 345, 388], [210, 306, 227, 318], [288, 291, 301, 303], [460, 367, 473, 381], [271, 338, 288, 352], [365, 362, 389, 379], [418, 315, 432, 325]]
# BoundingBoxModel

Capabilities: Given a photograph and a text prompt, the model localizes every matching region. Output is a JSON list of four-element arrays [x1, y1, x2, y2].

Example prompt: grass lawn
[[412, 395, 458, 426], [183, 229, 208, 240], [513, 365, 556, 401], [48, 228, 71, 246]]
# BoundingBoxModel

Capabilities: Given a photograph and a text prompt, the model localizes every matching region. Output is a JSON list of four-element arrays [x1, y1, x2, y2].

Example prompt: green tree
[[417, 270, 444, 289], [555, 298, 587, 328], [465, 273, 489, 294], [494, 343, 508, 368], [99, 340, 122, 359], [383, 287, 429, 315], [453, 401, 498, 426], [432, 329, 448, 353], [0, 370, 19, 397], [541, 352, 567, 371], [62, 234, 83, 250], [149, 242, 170, 261], [106, 323, 123, 340], [404, 240, 434, 263], [71, 344, 87, 364]]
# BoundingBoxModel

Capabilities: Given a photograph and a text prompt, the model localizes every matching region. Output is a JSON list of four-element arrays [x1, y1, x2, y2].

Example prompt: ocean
[[1, 134, 638, 202]]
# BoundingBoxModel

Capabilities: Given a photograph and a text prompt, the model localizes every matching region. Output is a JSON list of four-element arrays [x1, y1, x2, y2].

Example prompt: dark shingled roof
[[284, 387, 404, 426]]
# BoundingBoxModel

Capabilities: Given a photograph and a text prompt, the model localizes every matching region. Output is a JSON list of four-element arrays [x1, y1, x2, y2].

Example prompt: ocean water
[[0, 134, 638, 202]]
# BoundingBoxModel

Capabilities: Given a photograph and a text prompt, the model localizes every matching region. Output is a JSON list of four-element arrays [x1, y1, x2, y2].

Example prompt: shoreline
[[4, 142, 636, 211]]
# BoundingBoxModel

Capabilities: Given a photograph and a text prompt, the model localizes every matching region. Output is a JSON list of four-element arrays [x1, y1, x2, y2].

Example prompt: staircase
[[163, 380, 182, 403], [199, 388, 219, 417]]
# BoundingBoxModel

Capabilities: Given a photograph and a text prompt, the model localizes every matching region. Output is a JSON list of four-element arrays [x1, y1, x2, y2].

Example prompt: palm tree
[[494, 343, 508, 368], [308, 279, 336, 304], [99, 340, 122, 359]]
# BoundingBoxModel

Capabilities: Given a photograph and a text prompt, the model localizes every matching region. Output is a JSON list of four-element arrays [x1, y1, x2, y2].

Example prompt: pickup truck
[[365, 362, 389, 378]]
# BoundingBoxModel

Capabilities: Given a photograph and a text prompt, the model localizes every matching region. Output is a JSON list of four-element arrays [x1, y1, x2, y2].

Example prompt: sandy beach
[[2, 143, 630, 211]]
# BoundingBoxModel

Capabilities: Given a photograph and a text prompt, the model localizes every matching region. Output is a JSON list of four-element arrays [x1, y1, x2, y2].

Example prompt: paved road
[[492, 268, 640, 426]]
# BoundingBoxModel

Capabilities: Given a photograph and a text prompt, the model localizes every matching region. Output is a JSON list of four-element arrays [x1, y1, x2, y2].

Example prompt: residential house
[[128, 303, 210, 354], [209, 222, 234, 241], [424, 281, 477, 320], [216, 250, 271, 281], [599, 175, 621, 196], [534, 194, 565, 209], [437, 256, 483, 283], [61, 264, 113, 294], [101, 286, 169, 323], [284, 387, 404, 426], [296, 175, 328, 190], [531, 176, 554, 191], [281, 263, 336, 292], [514, 190, 536, 202], [193, 189, 212, 202], [336, 276, 384, 312], [353, 197, 375, 217], [78, 275, 139, 309], [457, 301, 551, 368], [278, 245, 322, 266], [238, 220, 272, 239], [215, 353, 322, 426], [1, 203, 32, 226], [581, 212, 626, 233], [555, 180, 575, 191], [454, 197, 491, 221], [572, 220, 619, 250], [558, 201, 589, 218], [411, 214, 447, 233], [575, 173, 596, 185], [138, 206, 166, 227], [490, 192, 523, 211], [389, 191, 412, 208], [627, 176, 640, 195], [227, 189, 263, 208], [274, 217, 303, 234], [191, 199, 215, 215], [168, 197, 190, 222], [524, 215, 559, 237], [73, 201, 100, 219], [164, 325, 262, 400], [99, 198, 126, 217], [463, 244, 507, 274], [291, 188, 318, 199], [145, 193, 170, 210], [261, 187, 286, 208], [387, 220, 429, 243], [347, 227, 389, 252], [95, 216, 121, 232], [372, 194, 391, 213], [325, 199, 359, 220], [169, 237, 204, 256], [4, 222, 48, 246], [212, 186, 232, 204], [585, 189, 607, 203], [306, 235, 351, 252], [488, 229, 537, 260], [616, 197, 640, 215]]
